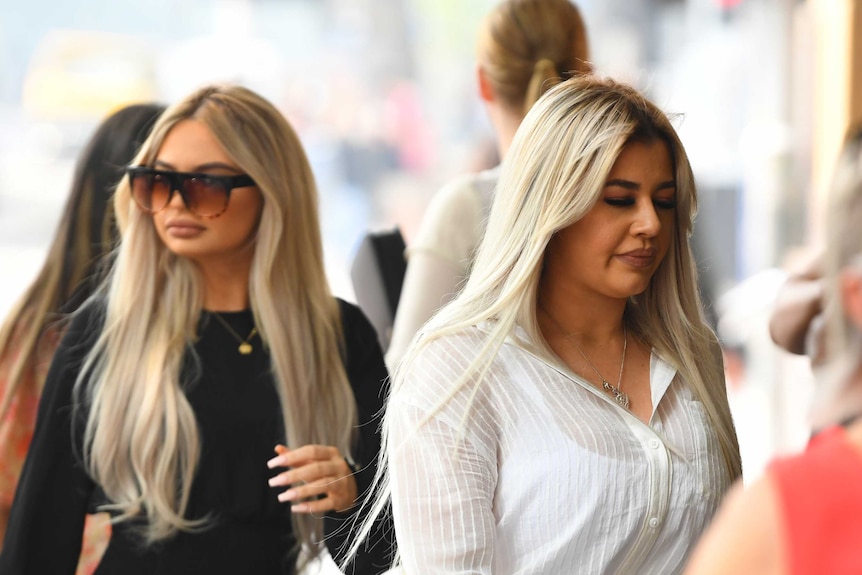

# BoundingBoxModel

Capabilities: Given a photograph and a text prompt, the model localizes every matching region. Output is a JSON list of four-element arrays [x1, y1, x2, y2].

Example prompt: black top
[[0, 299, 393, 574]]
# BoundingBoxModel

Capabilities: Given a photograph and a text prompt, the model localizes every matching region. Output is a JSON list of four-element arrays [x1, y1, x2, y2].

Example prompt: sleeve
[[0, 306, 101, 575], [387, 342, 498, 574], [385, 175, 483, 370], [323, 300, 395, 575], [0, 325, 47, 526]]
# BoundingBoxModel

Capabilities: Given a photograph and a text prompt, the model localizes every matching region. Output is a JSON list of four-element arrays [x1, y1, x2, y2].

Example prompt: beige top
[[385, 167, 499, 369]]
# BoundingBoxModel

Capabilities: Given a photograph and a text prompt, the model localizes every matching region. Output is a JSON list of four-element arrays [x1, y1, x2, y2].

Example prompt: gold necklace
[[209, 312, 258, 355], [541, 307, 630, 410]]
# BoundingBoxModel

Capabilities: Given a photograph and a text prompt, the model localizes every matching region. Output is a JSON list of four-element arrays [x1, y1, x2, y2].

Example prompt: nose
[[631, 200, 661, 237], [166, 185, 186, 210]]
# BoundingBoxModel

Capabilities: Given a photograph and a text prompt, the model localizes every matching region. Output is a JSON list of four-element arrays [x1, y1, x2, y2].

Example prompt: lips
[[165, 219, 205, 238], [616, 247, 658, 269]]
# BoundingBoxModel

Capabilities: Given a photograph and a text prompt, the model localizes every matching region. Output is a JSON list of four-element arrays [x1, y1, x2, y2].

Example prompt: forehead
[[607, 139, 673, 179], [155, 119, 236, 169]]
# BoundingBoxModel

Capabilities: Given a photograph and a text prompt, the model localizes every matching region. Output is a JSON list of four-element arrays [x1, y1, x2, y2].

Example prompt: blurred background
[[0, 0, 859, 560]]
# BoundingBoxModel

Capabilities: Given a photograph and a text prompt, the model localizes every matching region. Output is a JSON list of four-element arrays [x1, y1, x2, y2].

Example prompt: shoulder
[[410, 172, 495, 257], [683, 477, 783, 575], [337, 298, 373, 335], [394, 326, 499, 415], [336, 298, 380, 357], [54, 298, 106, 363], [428, 172, 488, 214], [334, 298, 388, 398], [405, 327, 487, 377]]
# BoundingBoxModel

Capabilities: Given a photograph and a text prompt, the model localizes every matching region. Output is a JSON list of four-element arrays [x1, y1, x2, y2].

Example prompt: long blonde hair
[[350, 77, 741, 562], [75, 85, 356, 561], [477, 0, 592, 115]]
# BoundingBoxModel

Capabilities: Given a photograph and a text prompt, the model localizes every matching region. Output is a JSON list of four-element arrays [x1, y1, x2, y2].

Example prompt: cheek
[[659, 214, 675, 244], [152, 214, 168, 240], [656, 227, 675, 265], [225, 211, 261, 247]]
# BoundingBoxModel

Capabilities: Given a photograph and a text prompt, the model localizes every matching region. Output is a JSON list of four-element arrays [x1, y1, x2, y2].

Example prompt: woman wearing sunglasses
[[0, 85, 392, 574]]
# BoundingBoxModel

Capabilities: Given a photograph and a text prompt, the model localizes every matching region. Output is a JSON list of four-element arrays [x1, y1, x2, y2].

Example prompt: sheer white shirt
[[388, 326, 732, 575]]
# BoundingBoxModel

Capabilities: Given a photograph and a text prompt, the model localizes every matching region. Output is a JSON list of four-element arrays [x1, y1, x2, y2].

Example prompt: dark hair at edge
[[61, 103, 167, 313]]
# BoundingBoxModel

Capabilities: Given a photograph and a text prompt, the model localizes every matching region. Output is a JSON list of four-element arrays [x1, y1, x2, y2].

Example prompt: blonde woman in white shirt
[[385, 0, 591, 368], [353, 75, 742, 575]]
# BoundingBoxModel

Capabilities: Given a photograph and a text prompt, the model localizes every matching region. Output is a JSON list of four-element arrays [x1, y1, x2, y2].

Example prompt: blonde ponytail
[[524, 58, 559, 114]]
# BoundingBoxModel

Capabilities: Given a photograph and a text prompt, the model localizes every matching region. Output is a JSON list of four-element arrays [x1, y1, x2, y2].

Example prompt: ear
[[477, 66, 494, 103], [840, 269, 862, 330]]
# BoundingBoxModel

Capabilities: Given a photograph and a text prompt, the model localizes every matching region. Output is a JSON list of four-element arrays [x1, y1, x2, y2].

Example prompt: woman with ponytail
[[384, 0, 592, 368], [0, 85, 392, 574]]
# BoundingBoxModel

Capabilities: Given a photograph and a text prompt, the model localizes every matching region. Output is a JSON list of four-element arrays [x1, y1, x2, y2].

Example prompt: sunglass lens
[[130, 172, 170, 213], [185, 177, 229, 217]]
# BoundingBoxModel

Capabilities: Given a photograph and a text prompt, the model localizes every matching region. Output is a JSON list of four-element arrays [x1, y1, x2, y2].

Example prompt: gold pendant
[[238, 342, 253, 355]]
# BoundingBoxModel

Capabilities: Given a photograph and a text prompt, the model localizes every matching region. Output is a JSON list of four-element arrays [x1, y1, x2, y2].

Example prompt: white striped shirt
[[388, 326, 732, 574]]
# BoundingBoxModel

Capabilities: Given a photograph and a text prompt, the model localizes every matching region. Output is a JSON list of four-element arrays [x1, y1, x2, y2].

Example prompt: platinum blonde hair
[[349, 76, 741, 563], [75, 85, 355, 563]]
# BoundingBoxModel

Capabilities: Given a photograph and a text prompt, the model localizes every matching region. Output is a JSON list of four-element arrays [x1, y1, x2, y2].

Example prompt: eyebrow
[[153, 160, 242, 173], [605, 178, 676, 191]]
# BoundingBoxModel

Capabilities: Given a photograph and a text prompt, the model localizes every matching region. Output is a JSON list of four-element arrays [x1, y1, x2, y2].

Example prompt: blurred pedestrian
[[0, 103, 164, 574], [684, 126, 862, 575], [385, 0, 592, 368]]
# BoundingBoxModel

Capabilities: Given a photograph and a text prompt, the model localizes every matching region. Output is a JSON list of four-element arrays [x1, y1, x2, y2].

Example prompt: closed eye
[[604, 197, 635, 207], [654, 198, 677, 210]]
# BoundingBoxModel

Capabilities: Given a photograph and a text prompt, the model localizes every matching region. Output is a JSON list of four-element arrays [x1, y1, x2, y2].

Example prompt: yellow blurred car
[[22, 29, 158, 127]]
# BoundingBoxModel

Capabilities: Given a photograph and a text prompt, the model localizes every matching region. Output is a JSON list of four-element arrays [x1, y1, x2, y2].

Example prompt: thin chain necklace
[[541, 307, 630, 410], [209, 312, 258, 355]]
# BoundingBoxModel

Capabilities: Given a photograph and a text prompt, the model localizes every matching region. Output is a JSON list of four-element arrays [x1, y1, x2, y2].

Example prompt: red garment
[[0, 322, 110, 575], [769, 426, 862, 575]]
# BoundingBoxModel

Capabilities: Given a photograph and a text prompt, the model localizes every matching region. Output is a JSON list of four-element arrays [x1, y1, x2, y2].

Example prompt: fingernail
[[266, 458, 278, 469], [291, 503, 308, 513]]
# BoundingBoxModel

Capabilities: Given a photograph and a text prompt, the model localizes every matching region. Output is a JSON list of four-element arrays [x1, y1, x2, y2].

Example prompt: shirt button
[[649, 439, 660, 449], [649, 517, 660, 528]]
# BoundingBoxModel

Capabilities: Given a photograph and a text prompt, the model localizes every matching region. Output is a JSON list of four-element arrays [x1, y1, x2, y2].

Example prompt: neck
[[537, 278, 627, 346], [485, 101, 524, 161], [199, 259, 252, 311]]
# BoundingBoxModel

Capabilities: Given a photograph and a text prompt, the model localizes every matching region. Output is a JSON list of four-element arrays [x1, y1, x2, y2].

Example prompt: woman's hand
[[267, 444, 358, 514]]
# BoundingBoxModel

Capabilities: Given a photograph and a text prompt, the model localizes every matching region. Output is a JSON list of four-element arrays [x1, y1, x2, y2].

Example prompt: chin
[[617, 283, 651, 299], [162, 243, 206, 262]]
